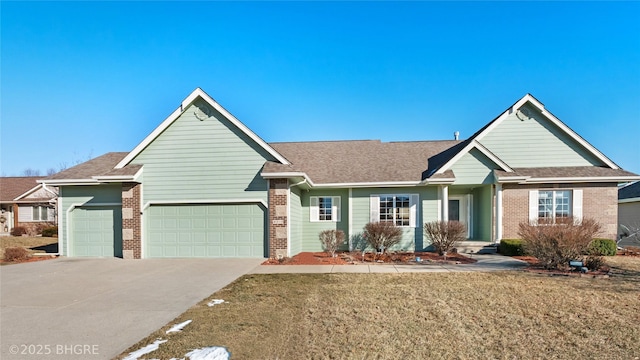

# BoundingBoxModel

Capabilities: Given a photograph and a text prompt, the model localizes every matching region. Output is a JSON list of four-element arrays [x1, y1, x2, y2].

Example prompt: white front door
[[448, 195, 472, 238]]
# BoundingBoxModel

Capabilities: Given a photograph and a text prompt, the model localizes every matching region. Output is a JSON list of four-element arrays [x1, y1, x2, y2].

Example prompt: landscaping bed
[[0, 236, 58, 265], [262, 251, 477, 265]]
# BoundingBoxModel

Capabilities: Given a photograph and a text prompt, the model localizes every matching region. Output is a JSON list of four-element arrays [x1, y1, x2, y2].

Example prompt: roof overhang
[[619, 197, 640, 204], [498, 175, 640, 184]]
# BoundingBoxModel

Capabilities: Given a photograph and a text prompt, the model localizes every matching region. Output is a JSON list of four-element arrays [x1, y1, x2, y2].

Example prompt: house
[[0, 177, 58, 236], [618, 181, 640, 246], [42, 88, 640, 258]]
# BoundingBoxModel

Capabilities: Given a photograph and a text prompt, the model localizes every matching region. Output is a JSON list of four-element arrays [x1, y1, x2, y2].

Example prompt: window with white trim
[[32, 206, 49, 221], [529, 189, 581, 224], [370, 194, 419, 228], [310, 196, 341, 222]]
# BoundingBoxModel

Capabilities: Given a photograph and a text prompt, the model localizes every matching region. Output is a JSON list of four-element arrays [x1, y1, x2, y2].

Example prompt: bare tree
[[46, 168, 57, 176], [21, 168, 41, 176]]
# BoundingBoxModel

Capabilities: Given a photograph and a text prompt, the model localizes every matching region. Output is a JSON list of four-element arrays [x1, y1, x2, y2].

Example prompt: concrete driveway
[[1, 257, 262, 360]]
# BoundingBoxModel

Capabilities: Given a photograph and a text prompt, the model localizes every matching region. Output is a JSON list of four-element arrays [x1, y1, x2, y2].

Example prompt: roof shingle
[[0, 177, 46, 202]]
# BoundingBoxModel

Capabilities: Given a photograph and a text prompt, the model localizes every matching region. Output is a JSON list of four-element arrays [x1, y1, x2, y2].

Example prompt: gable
[[130, 99, 278, 202], [479, 103, 606, 168], [450, 148, 499, 185]]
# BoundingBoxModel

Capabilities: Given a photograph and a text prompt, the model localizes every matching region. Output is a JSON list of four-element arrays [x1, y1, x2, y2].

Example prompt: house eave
[[619, 197, 640, 204], [38, 179, 101, 186], [520, 176, 640, 184]]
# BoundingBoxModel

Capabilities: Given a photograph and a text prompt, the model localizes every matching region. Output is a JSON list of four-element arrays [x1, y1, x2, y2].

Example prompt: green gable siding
[[289, 187, 303, 256], [300, 189, 349, 252], [131, 99, 276, 204], [450, 149, 497, 185], [59, 184, 122, 256], [480, 105, 605, 168]]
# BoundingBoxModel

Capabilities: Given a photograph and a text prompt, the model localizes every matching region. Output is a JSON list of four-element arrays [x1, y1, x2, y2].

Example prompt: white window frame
[[32, 205, 49, 221], [370, 194, 419, 228], [529, 189, 582, 224], [310, 196, 341, 222]]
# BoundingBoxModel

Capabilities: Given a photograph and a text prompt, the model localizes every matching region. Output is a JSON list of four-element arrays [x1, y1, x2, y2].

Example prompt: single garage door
[[71, 206, 122, 257], [146, 204, 266, 258]]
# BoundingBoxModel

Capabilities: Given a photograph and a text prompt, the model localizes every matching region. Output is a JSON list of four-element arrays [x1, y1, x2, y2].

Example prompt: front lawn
[[0, 236, 58, 258], [119, 257, 640, 359]]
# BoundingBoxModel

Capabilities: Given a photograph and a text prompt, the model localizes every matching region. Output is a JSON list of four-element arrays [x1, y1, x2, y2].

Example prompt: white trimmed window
[[18, 205, 50, 222], [310, 196, 341, 222], [370, 194, 419, 228], [529, 189, 582, 223]]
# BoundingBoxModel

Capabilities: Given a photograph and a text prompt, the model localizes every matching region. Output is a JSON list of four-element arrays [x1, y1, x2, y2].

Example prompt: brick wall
[[121, 183, 142, 259], [268, 179, 288, 258], [501, 183, 618, 240]]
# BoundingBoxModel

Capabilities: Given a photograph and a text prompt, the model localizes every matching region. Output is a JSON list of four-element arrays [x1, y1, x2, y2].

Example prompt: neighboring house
[[618, 181, 640, 245], [0, 177, 58, 235], [42, 88, 640, 259]]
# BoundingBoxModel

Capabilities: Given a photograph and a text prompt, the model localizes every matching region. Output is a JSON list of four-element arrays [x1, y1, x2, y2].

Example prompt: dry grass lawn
[[119, 257, 640, 360], [0, 236, 58, 258]]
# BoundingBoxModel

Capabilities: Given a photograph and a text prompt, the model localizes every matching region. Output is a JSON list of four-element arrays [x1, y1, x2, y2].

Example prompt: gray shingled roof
[[619, 181, 640, 200], [494, 166, 638, 179], [266, 140, 462, 184], [0, 177, 46, 202], [46, 152, 131, 180]]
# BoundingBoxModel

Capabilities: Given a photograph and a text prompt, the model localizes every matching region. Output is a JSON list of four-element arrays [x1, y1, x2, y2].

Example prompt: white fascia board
[[115, 88, 289, 169], [496, 176, 530, 183], [313, 181, 423, 188], [619, 197, 640, 204], [13, 184, 45, 201], [474, 94, 620, 170], [38, 179, 100, 186], [436, 139, 513, 175], [93, 167, 143, 183], [422, 178, 456, 185], [522, 176, 640, 184], [261, 172, 314, 185], [142, 199, 268, 211]]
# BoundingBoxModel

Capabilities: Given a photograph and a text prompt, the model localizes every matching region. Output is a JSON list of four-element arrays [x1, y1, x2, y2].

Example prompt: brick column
[[122, 183, 141, 259], [268, 179, 288, 258]]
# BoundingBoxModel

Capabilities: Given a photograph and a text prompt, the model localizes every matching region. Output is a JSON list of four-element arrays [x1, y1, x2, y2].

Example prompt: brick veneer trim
[[121, 183, 142, 259], [268, 179, 289, 258], [501, 183, 618, 240]]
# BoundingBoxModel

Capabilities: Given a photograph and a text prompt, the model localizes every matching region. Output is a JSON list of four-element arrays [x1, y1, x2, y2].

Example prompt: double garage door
[[146, 204, 266, 258]]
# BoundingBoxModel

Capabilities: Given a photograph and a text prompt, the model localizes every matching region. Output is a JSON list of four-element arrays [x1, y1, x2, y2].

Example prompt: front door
[[449, 195, 472, 238]]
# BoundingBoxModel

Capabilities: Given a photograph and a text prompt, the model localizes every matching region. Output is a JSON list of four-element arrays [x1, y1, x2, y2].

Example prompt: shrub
[[318, 229, 345, 257], [363, 222, 403, 254], [424, 221, 467, 255], [4, 247, 31, 262], [588, 238, 616, 256], [498, 239, 524, 256], [518, 217, 601, 270], [10, 226, 27, 236], [584, 255, 605, 271], [41, 226, 58, 237]]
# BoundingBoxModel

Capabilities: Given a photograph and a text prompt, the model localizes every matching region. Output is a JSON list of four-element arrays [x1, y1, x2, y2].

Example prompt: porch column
[[268, 179, 288, 259], [495, 183, 503, 243], [441, 185, 449, 222]]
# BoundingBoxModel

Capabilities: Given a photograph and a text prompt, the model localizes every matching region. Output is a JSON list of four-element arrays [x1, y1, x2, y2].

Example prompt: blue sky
[[2, 1, 639, 176]]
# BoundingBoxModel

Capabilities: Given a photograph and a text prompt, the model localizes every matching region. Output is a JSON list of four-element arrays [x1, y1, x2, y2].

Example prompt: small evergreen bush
[[498, 239, 524, 256], [587, 238, 616, 256], [41, 226, 58, 237]]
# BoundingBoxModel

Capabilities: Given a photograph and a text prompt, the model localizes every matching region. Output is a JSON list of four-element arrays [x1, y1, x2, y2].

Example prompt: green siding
[[59, 185, 123, 256], [450, 149, 497, 185], [289, 187, 303, 256], [131, 99, 276, 204], [146, 204, 265, 258], [351, 187, 439, 252], [472, 186, 493, 241], [300, 189, 349, 252], [480, 105, 605, 167]]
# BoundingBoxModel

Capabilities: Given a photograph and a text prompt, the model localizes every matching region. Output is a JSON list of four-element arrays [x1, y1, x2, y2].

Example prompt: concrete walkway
[[250, 253, 528, 274]]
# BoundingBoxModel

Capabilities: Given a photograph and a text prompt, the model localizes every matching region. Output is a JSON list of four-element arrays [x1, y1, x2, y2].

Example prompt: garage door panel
[[72, 206, 122, 257], [147, 204, 265, 258]]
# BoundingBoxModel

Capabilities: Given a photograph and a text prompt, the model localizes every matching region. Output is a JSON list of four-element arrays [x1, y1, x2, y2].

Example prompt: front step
[[455, 241, 497, 255]]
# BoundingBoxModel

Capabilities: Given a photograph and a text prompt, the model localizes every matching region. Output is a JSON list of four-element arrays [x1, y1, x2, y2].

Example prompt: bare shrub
[[424, 221, 467, 255], [4, 247, 31, 262], [363, 222, 403, 255], [584, 255, 605, 271], [319, 229, 345, 257], [518, 217, 601, 270], [10, 226, 27, 236]]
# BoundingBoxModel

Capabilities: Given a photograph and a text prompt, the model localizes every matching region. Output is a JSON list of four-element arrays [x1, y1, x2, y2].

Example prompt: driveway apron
[[1, 257, 262, 360]]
